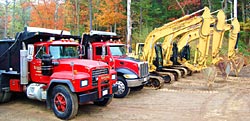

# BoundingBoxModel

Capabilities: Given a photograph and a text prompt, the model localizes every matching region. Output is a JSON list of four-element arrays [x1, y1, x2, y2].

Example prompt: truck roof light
[[70, 38, 74, 42], [50, 37, 55, 41], [74, 70, 78, 75]]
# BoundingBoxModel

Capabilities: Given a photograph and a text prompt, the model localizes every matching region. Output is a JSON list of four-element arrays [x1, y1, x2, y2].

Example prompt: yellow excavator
[[161, 10, 225, 72], [176, 17, 242, 77], [160, 10, 226, 76], [131, 7, 213, 85], [131, 7, 242, 89]]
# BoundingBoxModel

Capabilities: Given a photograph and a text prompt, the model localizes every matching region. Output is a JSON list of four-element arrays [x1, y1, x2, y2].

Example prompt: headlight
[[80, 80, 88, 87], [124, 74, 138, 79], [111, 74, 116, 80]]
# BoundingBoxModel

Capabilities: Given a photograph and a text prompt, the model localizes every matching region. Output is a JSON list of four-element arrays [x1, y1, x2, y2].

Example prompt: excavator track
[[155, 71, 175, 83], [169, 66, 188, 77], [147, 75, 165, 89], [161, 68, 182, 81]]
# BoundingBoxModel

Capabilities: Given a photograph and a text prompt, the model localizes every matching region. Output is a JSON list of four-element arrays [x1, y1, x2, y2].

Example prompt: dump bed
[[0, 27, 81, 73], [0, 39, 21, 72]]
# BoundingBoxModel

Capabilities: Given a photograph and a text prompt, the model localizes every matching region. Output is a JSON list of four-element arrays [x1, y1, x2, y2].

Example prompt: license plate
[[102, 90, 108, 96], [144, 77, 147, 82]]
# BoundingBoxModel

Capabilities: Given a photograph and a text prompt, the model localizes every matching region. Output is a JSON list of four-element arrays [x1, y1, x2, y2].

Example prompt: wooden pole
[[127, 0, 131, 53]]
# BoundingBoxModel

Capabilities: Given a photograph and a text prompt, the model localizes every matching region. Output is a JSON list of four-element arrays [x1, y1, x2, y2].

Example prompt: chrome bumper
[[126, 76, 149, 87]]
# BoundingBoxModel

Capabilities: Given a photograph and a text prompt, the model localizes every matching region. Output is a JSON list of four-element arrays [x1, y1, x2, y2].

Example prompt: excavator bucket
[[201, 66, 217, 89], [216, 60, 231, 79], [231, 55, 244, 77]]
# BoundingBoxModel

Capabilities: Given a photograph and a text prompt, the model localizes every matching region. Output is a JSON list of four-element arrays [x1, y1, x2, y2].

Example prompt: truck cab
[[0, 27, 118, 120], [81, 31, 149, 98]]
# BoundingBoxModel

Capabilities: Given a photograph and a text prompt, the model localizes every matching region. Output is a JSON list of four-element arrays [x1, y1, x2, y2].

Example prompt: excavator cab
[[153, 44, 164, 71], [180, 44, 191, 61]]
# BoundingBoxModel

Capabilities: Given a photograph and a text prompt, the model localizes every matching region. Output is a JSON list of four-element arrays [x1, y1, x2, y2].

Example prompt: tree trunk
[[11, 0, 16, 37], [89, 0, 93, 31], [175, 0, 185, 15], [242, 0, 246, 22], [4, 0, 10, 38], [55, 0, 59, 29], [127, 0, 132, 53], [223, 0, 228, 12], [75, 0, 80, 35], [208, 0, 212, 10], [139, 6, 142, 36]]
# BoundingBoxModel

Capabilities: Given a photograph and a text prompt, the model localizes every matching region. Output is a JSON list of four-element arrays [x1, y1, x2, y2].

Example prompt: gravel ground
[[0, 65, 250, 121]]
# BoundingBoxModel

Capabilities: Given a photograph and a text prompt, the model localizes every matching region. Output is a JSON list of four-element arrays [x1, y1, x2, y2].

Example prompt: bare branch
[[175, 0, 185, 15]]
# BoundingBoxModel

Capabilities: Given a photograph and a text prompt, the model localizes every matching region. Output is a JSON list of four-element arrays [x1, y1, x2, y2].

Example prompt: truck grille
[[92, 68, 109, 86], [139, 62, 149, 78]]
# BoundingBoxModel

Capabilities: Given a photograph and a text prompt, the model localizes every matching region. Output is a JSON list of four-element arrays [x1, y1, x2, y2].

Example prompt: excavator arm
[[160, 10, 226, 72], [176, 17, 241, 76], [143, 7, 212, 72]]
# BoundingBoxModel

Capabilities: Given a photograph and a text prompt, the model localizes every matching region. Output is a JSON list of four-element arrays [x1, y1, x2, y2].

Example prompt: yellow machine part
[[176, 18, 241, 74], [142, 7, 211, 72]]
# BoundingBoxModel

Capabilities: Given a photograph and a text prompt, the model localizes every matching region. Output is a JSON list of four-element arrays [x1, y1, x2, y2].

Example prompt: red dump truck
[[0, 27, 118, 120], [80, 31, 149, 98]]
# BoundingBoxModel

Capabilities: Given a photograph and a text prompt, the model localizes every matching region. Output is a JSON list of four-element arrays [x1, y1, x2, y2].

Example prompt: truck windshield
[[110, 45, 126, 56], [49, 45, 78, 59]]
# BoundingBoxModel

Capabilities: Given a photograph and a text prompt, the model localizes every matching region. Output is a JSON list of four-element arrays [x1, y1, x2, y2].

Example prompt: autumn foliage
[[28, 0, 125, 34], [94, 0, 126, 31], [29, 0, 66, 30]]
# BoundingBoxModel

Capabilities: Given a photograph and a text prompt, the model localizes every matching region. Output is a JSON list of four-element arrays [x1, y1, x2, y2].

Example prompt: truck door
[[93, 46, 109, 64], [29, 45, 49, 83]]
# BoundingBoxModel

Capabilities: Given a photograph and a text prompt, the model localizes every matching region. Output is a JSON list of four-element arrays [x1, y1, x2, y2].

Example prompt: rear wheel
[[0, 74, 12, 103], [0, 92, 12, 103], [51, 85, 78, 120], [0, 92, 3, 102], [114, 76, 130, 98], [94, 95, 113, 106]]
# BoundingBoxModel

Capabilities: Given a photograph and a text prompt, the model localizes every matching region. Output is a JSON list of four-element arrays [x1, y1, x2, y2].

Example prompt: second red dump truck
[[80, 31, 149, 98]]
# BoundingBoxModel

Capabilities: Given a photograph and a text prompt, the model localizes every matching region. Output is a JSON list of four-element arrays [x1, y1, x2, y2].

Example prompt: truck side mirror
[[27, 44, 34, 61], [101, 45, 106, 60]]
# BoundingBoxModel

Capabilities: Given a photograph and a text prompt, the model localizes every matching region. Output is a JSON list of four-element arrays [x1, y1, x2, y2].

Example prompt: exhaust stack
[[20, 50, 28, 84]]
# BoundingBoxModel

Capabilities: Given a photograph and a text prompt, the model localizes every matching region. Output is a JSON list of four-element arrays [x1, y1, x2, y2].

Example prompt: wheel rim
[[115, 81, 126, 95], [54, 93, 67, 112], [152, 79, 160, 87]]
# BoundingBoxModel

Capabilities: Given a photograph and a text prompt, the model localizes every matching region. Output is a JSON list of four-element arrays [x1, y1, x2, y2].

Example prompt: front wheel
[[94, 95, 113, 106], [51, 85, 78, 120], [114, 76, 130, 98]]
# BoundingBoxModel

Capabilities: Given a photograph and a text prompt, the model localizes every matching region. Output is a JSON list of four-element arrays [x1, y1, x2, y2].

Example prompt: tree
[[94, 0, 126, 33], [4, 0, 11, 38], [63, 0, 88, 35], [29, 0, 66, 30]]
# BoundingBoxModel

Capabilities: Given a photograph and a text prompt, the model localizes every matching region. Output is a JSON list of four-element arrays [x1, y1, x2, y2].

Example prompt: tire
[[131, 85, 144, 91], [51, 85, 78, 120], [114, 76, 130, 98], [94, 95, 113, 106], [0, 74, 12, 103], [0, 92, 12, 103], [0, 92, 3, 103]]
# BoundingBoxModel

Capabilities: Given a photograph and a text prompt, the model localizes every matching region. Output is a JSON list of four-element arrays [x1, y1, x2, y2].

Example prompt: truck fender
[[116, 68, 137, 77], [46, 79, 75, 109]]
